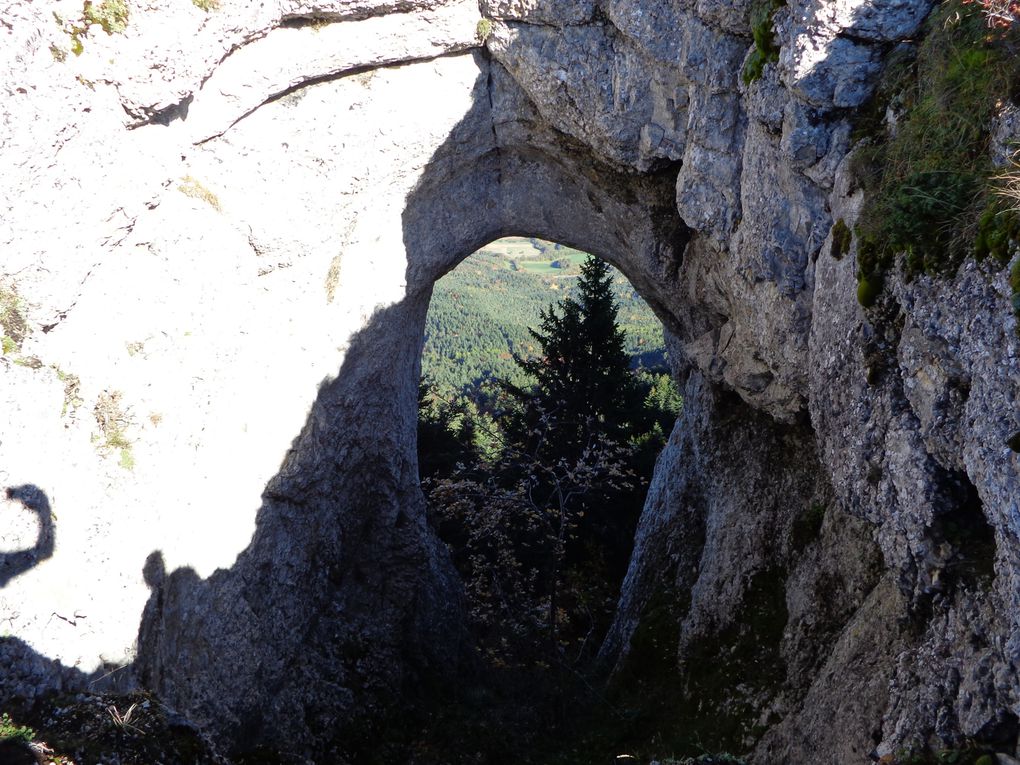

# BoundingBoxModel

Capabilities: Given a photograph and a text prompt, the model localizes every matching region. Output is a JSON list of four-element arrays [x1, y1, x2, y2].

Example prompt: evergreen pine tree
[[494, 257, 650, 592], [508, 256, 640, 457]]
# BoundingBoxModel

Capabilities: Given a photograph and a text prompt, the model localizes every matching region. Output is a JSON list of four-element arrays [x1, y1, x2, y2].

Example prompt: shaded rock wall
[[2, 0, 1019, 760]]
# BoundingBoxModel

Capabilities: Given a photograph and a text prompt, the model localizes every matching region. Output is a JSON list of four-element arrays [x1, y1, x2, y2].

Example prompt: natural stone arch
[[127, 48, 689, 755], [404, 63, 689, 326]]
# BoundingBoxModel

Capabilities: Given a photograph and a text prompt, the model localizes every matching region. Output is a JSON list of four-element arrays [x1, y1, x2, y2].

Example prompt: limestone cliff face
[[1, 0, 1018, 760]]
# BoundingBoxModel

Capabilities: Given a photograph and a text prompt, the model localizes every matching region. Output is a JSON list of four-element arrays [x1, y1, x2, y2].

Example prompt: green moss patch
[[742, 0, 786, 84], [857, 273, 882, 308], [83, 0, 129, 34], [830, 219, 852, 260], [974, 200, 1020, 262]]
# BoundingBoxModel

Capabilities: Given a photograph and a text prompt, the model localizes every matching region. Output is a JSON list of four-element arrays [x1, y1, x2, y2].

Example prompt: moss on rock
[[857, 275, 880, 308], [830, 219, 852, 260], [742, 0, 785, 85]]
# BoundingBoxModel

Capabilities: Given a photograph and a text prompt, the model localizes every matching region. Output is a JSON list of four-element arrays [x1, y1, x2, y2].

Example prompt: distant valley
[[422, 237, 666, 396]]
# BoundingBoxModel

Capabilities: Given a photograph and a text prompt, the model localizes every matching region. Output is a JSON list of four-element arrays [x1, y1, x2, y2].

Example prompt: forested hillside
[[422, 238, 666, 395]]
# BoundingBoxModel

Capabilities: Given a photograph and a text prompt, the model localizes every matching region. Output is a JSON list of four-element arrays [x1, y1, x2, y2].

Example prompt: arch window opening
[[416, 237, 682, 755]]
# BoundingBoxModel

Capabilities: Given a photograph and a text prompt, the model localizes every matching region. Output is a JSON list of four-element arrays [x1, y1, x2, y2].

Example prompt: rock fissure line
[[196, 50, 471, 145]]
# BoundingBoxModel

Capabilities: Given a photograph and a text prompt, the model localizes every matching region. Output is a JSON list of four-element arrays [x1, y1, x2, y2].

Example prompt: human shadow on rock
[[133, 298, 469, 761], [1, 485, 55, 589]]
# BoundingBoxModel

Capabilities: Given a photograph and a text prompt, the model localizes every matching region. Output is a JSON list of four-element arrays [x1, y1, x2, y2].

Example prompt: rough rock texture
[[2, 0, 1020, 760]]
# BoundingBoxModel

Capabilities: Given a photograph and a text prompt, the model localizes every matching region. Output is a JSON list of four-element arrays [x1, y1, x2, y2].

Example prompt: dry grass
[[177, 176, 222, 212], [94, 390, 136, 470], [0, 284, 27, 347], [995, 160, 1020, 211]]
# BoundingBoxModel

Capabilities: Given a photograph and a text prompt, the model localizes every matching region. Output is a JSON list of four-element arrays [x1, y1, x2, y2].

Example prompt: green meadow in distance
[[422, 237, 667, 397]]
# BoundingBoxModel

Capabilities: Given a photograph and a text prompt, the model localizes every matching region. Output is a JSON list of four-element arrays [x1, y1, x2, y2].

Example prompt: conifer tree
[[508, 256, 641, 458], [496, 257, 649, 604]]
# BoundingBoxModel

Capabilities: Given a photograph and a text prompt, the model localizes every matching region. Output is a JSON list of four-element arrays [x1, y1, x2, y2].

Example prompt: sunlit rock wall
[[0, 0, 488, 745]]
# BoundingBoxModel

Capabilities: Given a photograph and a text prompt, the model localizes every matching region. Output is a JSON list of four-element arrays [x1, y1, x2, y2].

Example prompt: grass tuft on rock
[[476, 17, 493, 42], [742, 0, 785, 84], [851, 0, 1020, 301], [177, 175, 222, 212], [0, 712, 35, 743]]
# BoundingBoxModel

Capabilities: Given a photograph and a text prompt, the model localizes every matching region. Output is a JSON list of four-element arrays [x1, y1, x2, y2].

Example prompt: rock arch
[[131, 47, 692, 753]]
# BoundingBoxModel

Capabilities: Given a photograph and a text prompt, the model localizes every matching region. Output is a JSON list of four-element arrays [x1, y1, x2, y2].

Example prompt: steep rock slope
[[1, 0, 1018, 760]]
